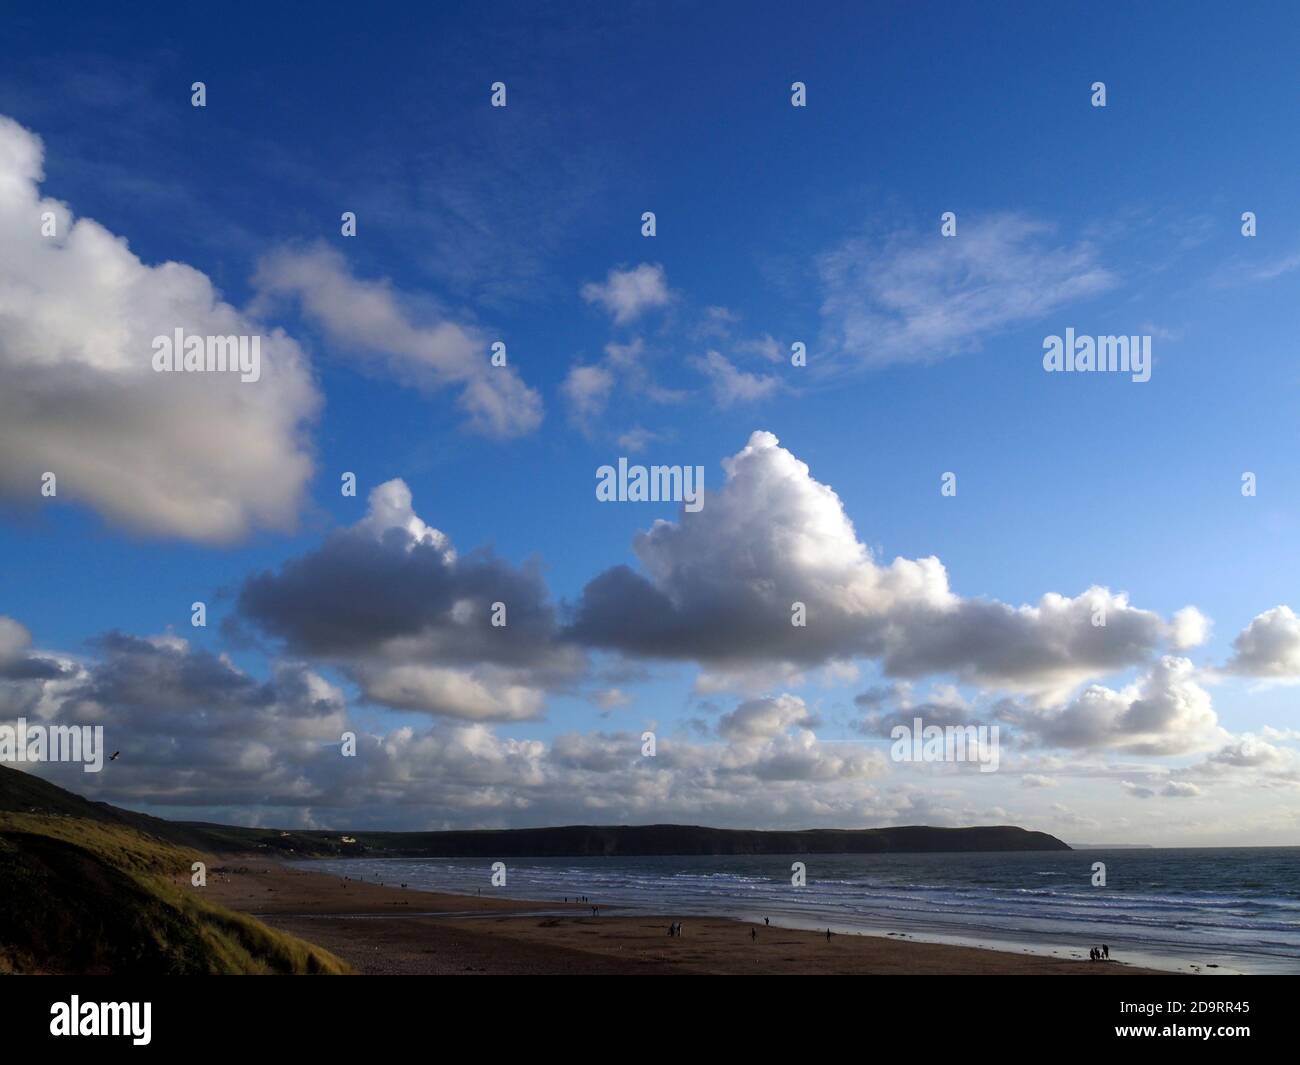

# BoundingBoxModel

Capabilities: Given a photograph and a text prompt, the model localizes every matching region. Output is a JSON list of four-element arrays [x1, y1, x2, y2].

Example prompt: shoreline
[[197, 858, 1172, 975]]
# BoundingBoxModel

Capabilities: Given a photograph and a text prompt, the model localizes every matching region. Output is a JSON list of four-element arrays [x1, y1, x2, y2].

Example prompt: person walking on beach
[[826, 929, 832, 942], [751, 927, 757, 941], [1103, 944, 1110, 960], [764, 917, 769, 926]]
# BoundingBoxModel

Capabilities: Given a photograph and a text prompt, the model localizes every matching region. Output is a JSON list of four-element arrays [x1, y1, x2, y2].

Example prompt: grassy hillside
[[0, 797, 352, 974], [0, 762, 227, 851]]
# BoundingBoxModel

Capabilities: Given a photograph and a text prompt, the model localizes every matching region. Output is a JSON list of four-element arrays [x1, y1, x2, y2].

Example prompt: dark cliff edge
[[0, 765, 1071, 858]]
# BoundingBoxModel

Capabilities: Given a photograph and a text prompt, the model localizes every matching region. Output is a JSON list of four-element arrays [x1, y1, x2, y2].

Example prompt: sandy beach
[[198, 859, 1167, 975]]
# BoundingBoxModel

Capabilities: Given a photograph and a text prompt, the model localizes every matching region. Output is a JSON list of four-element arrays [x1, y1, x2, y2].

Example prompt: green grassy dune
[[0, 806, 351, 975]]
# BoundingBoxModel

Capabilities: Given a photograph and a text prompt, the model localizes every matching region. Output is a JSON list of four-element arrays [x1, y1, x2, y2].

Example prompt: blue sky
[[1, 2, 1298, 843]]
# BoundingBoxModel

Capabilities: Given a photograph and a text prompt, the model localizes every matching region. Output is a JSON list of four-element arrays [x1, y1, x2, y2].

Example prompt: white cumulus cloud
[[0, 115, 320, 542], [581, 263, 671, 324]]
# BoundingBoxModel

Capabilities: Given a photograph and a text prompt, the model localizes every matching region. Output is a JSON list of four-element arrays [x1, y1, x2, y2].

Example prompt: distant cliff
[[232, 823, 1071, 858], [0, 766, 1069, 858]]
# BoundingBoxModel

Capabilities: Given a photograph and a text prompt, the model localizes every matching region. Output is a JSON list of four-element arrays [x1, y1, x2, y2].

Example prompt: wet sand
[[199, 859, 1167, 975]]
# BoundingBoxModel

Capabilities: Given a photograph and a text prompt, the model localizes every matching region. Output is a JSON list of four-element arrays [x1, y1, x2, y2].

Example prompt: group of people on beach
[[561, 896, 601, 915], [1089, 944, 1110, 961]]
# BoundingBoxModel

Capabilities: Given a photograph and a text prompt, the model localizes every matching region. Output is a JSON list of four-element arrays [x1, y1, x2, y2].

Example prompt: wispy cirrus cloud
[[1209, 248, 1300, 287], [253, 243, 543, 439], [692, 350, 782, 407], [817, 213, 1115, 368]]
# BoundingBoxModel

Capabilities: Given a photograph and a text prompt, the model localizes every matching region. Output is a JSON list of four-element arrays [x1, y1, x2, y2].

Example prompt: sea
[[294, 847, 1300, 974]]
